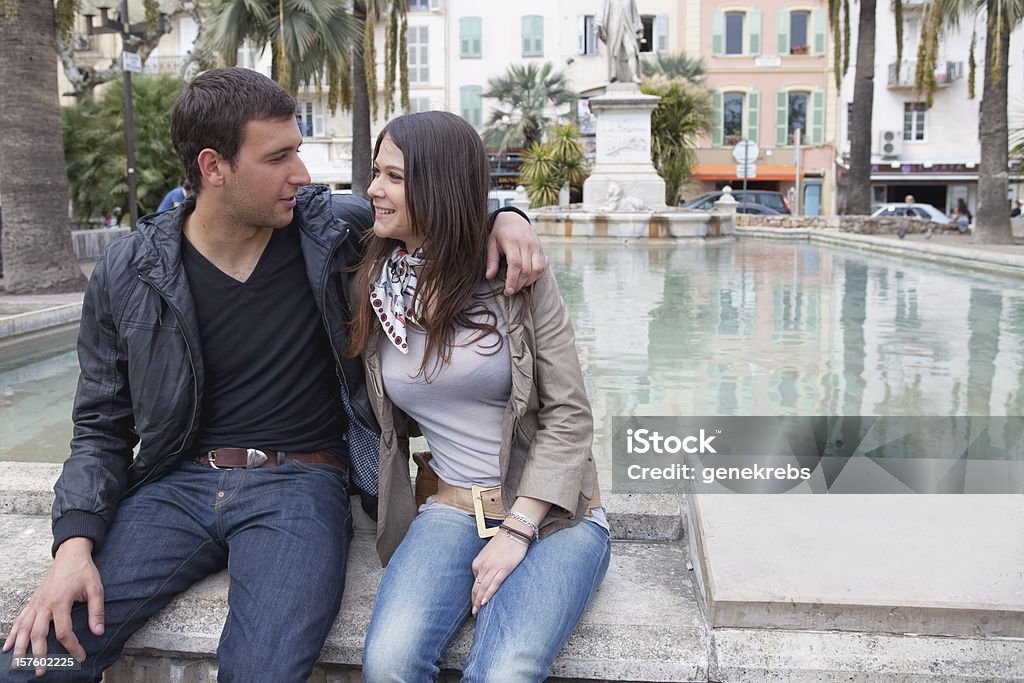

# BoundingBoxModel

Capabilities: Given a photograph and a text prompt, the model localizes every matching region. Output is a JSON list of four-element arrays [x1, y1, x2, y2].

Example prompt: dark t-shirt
[[182, 225, 345, 455]]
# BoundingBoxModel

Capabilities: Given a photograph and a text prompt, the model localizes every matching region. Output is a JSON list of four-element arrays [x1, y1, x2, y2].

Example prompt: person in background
[[156, 180, 193, 212], [1011, 199, 1022, 218], [951, 198, 972, 232], [350, 111, 610, 682]]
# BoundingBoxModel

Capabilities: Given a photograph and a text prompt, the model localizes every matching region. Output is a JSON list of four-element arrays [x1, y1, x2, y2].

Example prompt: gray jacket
[[52, 185, 377, 554], [364, 268, 600, 565]]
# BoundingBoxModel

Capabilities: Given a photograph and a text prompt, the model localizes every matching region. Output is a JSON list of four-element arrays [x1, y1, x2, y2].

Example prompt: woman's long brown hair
[[345, 111, 501, 378]]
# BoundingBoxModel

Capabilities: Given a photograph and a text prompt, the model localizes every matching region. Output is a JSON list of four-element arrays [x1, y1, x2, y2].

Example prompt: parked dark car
[[683, 190, 791, 214], [736, 203, 783, 215]]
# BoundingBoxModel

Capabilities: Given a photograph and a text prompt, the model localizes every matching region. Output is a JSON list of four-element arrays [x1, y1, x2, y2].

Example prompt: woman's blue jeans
[[362, 506, 611, 683], [0, 460, 353, 683]]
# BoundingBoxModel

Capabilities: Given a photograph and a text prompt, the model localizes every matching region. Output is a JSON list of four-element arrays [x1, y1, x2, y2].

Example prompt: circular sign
[[731, 140, 760, 163]]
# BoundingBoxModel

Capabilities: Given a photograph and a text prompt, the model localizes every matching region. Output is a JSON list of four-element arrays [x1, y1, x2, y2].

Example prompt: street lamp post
[[81, 2, 166, 230]]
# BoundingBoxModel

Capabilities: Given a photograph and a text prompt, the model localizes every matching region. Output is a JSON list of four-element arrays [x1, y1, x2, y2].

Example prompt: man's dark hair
[[171, 67, 297, 194]]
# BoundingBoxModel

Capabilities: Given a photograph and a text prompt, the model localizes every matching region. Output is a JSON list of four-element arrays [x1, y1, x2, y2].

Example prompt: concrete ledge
[[687, 495, 1024, 639], [0, 513, 704, 682], [735, 226, 1024, 277], [0, 302, 83, 340], [529, 209, 735, 239]]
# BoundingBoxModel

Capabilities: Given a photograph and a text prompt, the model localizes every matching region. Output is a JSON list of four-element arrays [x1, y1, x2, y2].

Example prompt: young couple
[[1, 67, 608, 682]]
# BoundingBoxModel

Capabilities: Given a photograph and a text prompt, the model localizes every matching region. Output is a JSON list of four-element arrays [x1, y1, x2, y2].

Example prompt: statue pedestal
[[583, 83, 665, 209]]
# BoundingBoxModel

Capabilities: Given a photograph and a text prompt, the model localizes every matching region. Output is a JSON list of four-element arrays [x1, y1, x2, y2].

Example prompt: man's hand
[[470, 533, 528, 617], [486, 211, 547, 295], [2, 538, 104, 676]]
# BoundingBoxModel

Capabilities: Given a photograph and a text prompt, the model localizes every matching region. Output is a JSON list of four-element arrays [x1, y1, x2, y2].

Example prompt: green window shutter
[[460, 17, 481, 58], [777, 11, 789, 54], [812, 9, 826, 55], [811, 89, 825, 144], [746, 91, 760, 143], [712, 12, 724, 56], [712, 91, 724, 146], [460, 85, 482, 128], [748, 11, 761, 55], [776, 90, 789, 146], [522, 16, 543, 57]]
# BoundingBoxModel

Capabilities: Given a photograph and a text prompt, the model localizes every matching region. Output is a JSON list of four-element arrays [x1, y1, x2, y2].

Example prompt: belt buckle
[[245, 448, 269, 468], [471, 484, 501, 539]]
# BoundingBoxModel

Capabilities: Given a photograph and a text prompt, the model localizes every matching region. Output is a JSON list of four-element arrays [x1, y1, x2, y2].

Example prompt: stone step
[[0, 514, 705, 682]]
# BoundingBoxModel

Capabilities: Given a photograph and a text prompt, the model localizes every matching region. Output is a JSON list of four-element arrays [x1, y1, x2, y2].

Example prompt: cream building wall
[[837, 0, 1024, 215]]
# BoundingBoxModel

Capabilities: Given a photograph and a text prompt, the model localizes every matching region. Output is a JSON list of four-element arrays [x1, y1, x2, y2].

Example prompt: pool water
[[3, 239, 1023, 469]]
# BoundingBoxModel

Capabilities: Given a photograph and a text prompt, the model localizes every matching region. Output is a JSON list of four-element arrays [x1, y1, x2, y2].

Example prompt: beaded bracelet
[[499, 525, 530, 547], [506, 511, 539, 540]]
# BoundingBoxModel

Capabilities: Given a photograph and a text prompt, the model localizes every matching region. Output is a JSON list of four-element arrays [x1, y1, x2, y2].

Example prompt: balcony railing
[[887, 60, 964, 88]]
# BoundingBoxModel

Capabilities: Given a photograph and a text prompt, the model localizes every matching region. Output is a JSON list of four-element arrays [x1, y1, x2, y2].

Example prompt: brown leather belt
[[194, 448, 347, 473]]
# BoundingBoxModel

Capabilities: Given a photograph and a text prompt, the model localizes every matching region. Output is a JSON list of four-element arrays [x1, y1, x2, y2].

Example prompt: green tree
[[482, 63, 576, 156], [0, 0, 85, 292], [518, 124, 589, 208], [640, 52, 705, 83], [63, 75, 186, 220], [917, 0, 1022, 243], [642, 75, 713, 205]]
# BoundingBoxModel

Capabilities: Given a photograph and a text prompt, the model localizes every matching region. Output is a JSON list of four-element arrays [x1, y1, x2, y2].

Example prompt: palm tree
[[830, 0, 877, 215], [483, 63, 577, 156], [919, 0, 1021, 244], [0, 1, 85, 292], [642, 75, 713, 205], [640, 52, 705, 83]]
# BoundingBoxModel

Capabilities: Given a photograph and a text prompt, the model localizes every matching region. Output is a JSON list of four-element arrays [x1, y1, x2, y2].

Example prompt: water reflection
[[543, 239, 1024, 478], [2, 239, 1024, 468]]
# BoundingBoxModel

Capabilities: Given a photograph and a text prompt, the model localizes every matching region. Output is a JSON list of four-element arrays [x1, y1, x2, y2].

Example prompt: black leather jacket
[[51, 185, 377, 553]]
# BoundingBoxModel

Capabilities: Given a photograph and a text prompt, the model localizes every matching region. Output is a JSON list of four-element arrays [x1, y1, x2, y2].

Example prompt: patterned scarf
[[371, 245, 426, 353]]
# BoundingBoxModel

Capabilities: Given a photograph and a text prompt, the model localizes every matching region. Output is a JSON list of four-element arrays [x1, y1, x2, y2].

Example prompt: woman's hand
[[470, 532, 528, 616]]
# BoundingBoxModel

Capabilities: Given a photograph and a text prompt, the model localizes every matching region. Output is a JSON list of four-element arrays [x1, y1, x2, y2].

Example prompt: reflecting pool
[[3, 239, 1024, 469]]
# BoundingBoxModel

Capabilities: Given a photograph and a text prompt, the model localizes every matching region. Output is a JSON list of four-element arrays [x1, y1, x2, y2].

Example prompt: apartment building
[[837, 0, 1024, 216], [679, 0, 835, 214]]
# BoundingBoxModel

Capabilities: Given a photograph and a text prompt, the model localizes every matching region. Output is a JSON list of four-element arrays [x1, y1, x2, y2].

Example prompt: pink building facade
[[679, 0, 836, 214]]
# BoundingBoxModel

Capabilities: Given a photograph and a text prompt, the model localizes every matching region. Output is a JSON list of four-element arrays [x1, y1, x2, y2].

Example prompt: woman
[[952, 198, 972, 231], [347, 111, 610, 682]]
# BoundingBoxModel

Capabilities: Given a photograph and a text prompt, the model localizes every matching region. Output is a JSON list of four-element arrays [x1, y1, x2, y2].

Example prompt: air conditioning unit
[[879, 130, 903, 158]]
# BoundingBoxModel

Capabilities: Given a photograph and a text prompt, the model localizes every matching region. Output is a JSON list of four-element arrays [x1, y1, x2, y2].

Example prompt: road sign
[[736, 163, 757, 179], [731, 139, 760, 164], [122, 51, 142, 73]]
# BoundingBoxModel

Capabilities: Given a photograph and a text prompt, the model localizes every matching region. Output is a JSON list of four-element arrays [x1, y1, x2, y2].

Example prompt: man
[[1, 67, 542, 681], [156, 180, 193, 212], [595, 0, 643, 84]]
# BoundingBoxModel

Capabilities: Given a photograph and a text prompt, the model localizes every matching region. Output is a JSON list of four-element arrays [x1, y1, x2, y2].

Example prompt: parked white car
[[871, 203, 950, 223]]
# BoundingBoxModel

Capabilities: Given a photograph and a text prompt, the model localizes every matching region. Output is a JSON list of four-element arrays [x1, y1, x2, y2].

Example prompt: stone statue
[[604, 183, 647, 211], [595, 0, 643, 84]]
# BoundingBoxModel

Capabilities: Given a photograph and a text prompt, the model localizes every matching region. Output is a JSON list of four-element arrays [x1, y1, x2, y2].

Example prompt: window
[[712, 10, 761, 56], [521, 15, 543, 57], [712, 90, 760, 145], [460, 86, 483, 129], [725, 12, 744, 55], [790, 11, 809, 53], [460, 17, 481, 58], [723, 92, 745, 141], [578, 15, 598, 55], [408, 25, 429, 83], [776, 89, 824, 145], [904, 102, 926, 141], [778, 9, 825, 56], [639, 14, 669, 54], [295, 100, 324, 138], [788, 91, 808, 141], [407, 96, 431, 113], [408, 0, 438, 11]]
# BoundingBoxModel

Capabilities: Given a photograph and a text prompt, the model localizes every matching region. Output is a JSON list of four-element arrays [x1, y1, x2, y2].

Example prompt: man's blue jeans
[[362, 506, 611, 682], [1, 460, 353, 683]]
